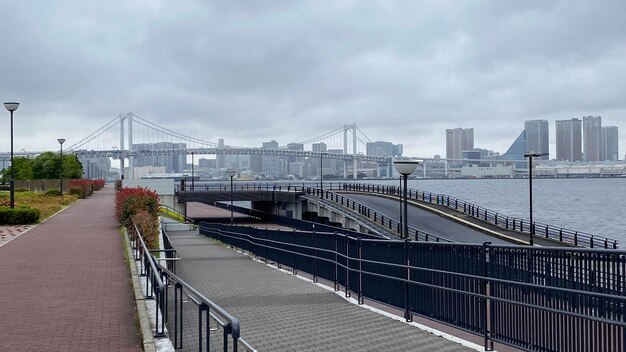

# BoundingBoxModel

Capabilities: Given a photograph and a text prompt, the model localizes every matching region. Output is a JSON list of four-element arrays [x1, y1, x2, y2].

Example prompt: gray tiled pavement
[[166, 226, 478, 352]]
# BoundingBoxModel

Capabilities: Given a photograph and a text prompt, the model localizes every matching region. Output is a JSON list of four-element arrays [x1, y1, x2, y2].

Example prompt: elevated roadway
[[337, 192, 565, 246]]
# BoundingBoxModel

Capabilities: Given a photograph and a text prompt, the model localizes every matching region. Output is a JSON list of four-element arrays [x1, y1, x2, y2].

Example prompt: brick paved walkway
[[165, 223, 480, 352], [0, 186, 142, 352]]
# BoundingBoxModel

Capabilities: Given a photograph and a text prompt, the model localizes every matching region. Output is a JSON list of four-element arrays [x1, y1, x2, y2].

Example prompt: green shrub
[[15, 187, 29, 192], [0, 207, 41, 224], [45, 189, 62, 196], [69, 186, 84, 199]]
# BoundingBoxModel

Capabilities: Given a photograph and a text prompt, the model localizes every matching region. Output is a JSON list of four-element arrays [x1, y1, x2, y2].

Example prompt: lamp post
[[320, 152, 327, 196], [394, 159, 420, 239], [227, 168, 237, 225], [191, 151, 195, 191], [58, 139, 66, 194], [4, 102, 19, 208], [523, 152, 549, 246]]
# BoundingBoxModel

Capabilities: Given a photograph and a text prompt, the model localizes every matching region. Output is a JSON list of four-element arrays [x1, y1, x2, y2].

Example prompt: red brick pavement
[[0, 186, 142, 351]]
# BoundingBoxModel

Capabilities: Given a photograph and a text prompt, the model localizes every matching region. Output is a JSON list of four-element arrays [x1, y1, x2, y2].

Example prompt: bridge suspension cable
[[66, 114, 123, 151], [295, 126, 345, 145], [131, 113, 220, 147]]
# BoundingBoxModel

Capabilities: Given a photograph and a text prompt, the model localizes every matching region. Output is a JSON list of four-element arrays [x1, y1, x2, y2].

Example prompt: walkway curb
[[123, 229, 157, 352]]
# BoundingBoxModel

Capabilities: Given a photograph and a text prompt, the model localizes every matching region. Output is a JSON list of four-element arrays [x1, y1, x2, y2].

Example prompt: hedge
[[0, 208, 41, 225]]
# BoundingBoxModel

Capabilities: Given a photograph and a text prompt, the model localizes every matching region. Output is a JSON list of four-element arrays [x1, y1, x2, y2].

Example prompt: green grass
[[0, 191, 79, 222], [159, 206, 185, 222]]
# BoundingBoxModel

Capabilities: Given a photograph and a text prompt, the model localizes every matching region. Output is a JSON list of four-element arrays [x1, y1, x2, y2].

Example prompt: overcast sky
[[1, 0, 625, 158]]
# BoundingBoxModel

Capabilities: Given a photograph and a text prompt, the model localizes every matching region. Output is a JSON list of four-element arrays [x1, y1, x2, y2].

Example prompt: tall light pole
[[320, 152, 327, 196], [4, 102, 19, 208], [191, 151, 195, 191], [394, 159, 420, 239], [523, 152, 549, 246], [227, 168, 237, 225], [58, 139, 66, 194]]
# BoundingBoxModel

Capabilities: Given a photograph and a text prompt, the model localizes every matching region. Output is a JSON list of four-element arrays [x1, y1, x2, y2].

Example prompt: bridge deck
[[165, 224, 484, 352]]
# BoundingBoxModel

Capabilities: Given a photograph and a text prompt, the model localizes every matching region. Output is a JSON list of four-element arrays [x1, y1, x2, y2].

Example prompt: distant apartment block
[[132, 142, 186, 173], [365, 141, 403, 158], [601, 126, 619, 161], [583, 116, 602, 161], [312, 143, 327, 153], [524, 119, 549, 159], [261, 140, 280, 178], [555, 118, 582, 161], [445, 128, 474, 160]]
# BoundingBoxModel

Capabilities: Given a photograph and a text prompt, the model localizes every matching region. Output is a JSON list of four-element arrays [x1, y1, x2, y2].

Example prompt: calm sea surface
[[353, 178, 626, 243]]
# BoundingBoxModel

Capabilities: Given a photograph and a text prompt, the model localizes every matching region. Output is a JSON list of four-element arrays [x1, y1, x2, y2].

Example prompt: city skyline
[[1, 2, 626, 159]]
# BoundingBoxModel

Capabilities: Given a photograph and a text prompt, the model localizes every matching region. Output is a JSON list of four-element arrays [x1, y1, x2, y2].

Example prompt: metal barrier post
[[334, 233, 339, 291], [404, 239, 412, 322], [482, 242, 493, 351], [357, 237, 363, 304], [345, 236, 350, 298]]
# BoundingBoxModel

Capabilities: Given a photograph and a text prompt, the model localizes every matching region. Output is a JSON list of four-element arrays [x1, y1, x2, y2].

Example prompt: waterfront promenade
[[0, 187, 141, 351], [164, 218, 487, 352]]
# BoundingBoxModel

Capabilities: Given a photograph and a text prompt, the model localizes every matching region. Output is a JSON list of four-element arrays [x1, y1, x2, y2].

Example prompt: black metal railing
[[127, 217, 256, 351], [200, 223, 626, 352], [340, 182, 619, 249], [302, 187, 453, 242], [174, 181, 618, 248]]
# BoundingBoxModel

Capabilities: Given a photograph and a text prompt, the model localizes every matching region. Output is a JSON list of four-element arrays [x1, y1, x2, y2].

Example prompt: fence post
[[313, 230, 318, 283], [345, 236, 350, 298], [357, 237, 363, 304], [482, 242, 494, 351], [292, 230, 297, 275], [404, 239, 412, 322], [334, 233, 339, 291]]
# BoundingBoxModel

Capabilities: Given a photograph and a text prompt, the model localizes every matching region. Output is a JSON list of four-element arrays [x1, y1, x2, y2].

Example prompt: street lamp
[[191, 151, 195, 191], [4, 102, 19, 208], [523, 152, 549, 246], [227, 168, 237, 225], [320, 152, 327, 196], [394, 159, 420, 239], [58, 139, 66, 194]]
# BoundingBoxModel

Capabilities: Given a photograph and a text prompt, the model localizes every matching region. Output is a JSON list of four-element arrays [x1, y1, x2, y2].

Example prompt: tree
[[63, 155, 83, 179], [32, 152, 60, 179], [4, 156, 34, 180]]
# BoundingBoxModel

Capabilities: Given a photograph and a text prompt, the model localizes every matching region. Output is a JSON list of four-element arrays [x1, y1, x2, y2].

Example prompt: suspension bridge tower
[[343, 123, 358, 179]]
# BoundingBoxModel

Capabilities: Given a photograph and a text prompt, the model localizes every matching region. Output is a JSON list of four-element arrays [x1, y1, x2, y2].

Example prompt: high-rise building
[[583, 116, 602, 161], [555, 118, 582, 161], [524, 120, 549, 159], [601, 126, 619, 161], [445, 128, 474, 160], [261, 140, 280, 178], [132, 142, 186, 172], [366, 141, 403, 157], [312, 143, 327, 153]]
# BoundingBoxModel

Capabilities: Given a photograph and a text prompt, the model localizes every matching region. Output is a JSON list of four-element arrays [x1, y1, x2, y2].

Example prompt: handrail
[[128, 216, 256, 351], [128, 217, 167, 337], [200, 223, 626, 352], [339, 182, 619, 249], [303, 187, 453, 243]]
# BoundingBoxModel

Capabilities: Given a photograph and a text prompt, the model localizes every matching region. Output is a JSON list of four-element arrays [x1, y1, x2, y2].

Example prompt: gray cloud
[[1, 0, 625, 158]]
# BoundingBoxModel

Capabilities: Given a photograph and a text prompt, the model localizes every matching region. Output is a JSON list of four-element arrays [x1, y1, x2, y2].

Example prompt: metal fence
[[200, 223, 626, 352], [339, 182, 618, 249], [127, 216, 256, 351]]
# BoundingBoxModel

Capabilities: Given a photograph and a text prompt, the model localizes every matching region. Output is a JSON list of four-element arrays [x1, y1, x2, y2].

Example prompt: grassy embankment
[[0, 191, 79, 222]]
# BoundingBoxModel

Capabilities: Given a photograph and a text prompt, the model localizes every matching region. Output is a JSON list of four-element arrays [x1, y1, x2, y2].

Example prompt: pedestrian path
[[165, 224, 482, 352], [0, 186, 142, 351]]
